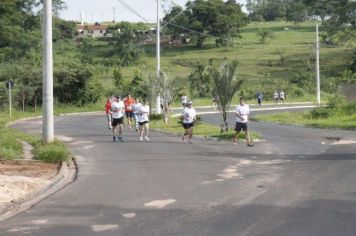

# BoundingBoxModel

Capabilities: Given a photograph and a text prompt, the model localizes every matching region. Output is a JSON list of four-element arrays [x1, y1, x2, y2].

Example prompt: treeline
[[246, 0, 355, 40], [0, 0, 103, 110]]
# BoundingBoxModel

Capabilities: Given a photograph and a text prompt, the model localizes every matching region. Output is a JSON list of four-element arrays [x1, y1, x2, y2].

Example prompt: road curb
[[0, 158, 77, 223]]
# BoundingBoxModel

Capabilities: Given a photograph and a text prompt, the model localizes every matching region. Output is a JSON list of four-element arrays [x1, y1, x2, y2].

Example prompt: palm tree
[[211, 60, 244, 133]]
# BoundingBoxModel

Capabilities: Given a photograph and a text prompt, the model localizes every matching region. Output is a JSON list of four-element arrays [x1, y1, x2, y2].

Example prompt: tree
[[257, 29, 274, 43], [163, 0, 247, 48], [188, 63, 211, 97], [211, 60, 244, 133], [106, 22, 146, 65]]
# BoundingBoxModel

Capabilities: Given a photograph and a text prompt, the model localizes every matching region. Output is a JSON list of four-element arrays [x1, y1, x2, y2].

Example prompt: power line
[[117, 0, 149, 23], [166, 22, 230, 41]]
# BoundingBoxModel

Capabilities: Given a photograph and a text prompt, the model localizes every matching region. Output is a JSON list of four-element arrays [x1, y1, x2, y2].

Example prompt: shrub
[[149, 113, 164, 121], [308, 107, 330, 119], [34, 141, 70, 163]]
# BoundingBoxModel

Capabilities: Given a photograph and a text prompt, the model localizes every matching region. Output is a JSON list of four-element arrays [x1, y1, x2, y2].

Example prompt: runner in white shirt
[[273, 91, 279, 104], [110, 95, 125, 142], [279, 90, 285, 104], [233, 97, 253, 146], [132, 98, 142, 132], [181, 94, 188, 107], [181, 101, 196, 143], [138, 99, 150, 141]]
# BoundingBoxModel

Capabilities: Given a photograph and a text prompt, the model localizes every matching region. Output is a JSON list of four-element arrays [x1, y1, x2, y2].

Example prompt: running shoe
[[145, 137, 150, 141], [118, 136, 124, 142], [139, 136, 143, 141], [247, 143, 254, 147], [233, 142, 237, 146], [113, 136, 116, 142]]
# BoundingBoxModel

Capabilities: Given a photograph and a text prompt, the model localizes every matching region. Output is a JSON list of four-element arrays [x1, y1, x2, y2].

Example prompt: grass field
[[254, 102, 356, 130], [55, 21, 354, 105]]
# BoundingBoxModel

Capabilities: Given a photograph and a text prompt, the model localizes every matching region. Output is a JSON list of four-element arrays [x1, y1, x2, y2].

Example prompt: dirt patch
[[0, 160, 60, 205], [0, 160, 59, 179]]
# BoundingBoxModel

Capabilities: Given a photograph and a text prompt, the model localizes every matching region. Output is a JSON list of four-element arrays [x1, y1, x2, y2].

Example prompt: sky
[[60, 0, 247, 23]]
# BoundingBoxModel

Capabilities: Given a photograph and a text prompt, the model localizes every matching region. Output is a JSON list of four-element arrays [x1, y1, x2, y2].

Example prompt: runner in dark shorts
[[112, 117, 124, 128], [235, 122, 248, 132]]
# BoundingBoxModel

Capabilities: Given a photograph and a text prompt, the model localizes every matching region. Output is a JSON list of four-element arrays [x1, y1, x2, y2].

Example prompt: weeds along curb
[[153, 128, 264, 144], [0, 158, 77, 223]]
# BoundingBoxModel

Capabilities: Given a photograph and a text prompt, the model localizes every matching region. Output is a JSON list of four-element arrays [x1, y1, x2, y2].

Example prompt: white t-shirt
[[111, 101, 125, 119], [280, 91, 285, 99], [235, 104, 250, 123], [273, 92, 278, 99], [138, 105, 150, 122], [133, 102, 142, 114], [182, 107, 196, 124]]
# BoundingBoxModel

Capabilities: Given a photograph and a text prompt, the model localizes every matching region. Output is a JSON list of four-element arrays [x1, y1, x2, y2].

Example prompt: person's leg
[[144, 123, 149, 141], [233, 131, 240, 144], [182, 125, 188, 142], [139, 124, 144, 141], [244, 131, 253, 146], [134, 113, 139, 131], [107, 113, 112, 129], [118, 120, 124, 141]]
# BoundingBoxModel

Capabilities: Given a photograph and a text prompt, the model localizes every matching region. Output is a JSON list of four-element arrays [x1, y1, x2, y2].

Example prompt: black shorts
[[112, 117, 124, 127], [280, 98, 284, 101], [258, 98, 262, 104], [138, 121, 149, 126], [183, 122, 194, 129], [125, 111, 134, 118], [235, 122, 248, 132]]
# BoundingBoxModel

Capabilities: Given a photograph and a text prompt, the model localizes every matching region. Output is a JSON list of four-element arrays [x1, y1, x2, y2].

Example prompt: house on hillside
[[76, 23, 107, 39]]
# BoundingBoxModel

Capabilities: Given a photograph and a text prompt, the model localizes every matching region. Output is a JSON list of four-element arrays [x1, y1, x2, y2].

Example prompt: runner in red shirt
[[124, 93, 136, 129], [105, 97, 112, 130]]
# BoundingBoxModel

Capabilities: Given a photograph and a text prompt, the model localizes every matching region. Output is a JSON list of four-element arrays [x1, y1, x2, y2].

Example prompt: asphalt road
[[1, 105, 356, 236]]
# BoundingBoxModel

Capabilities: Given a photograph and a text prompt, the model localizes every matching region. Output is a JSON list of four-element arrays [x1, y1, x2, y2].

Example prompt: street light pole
[[43, 0, 54, 143], [156, 0, 161, 114], [316, 23, 321, 106]]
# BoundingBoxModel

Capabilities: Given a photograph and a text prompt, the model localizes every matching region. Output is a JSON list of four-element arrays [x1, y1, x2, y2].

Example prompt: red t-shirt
[[105, 101, 111, 113], [124, 98, 135, 112]]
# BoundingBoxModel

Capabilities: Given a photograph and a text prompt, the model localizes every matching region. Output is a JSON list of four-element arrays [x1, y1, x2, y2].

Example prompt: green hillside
[[56, 21, 353, 103]]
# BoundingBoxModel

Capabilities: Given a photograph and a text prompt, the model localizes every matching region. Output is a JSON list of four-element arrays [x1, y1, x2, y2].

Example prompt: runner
[[279, 90, 285, 104], [257, 91, 263, 108], [138, 99, 150, 141], [181, 94, 188, 107], [105, 97, 112, 130], [132, 98, 142, 132], [233, 97, 254, 147], [111, 95, 125, 142], [273, 90, 279, 104], [181, 101, 196, 144], [124, 93, 135, 129]]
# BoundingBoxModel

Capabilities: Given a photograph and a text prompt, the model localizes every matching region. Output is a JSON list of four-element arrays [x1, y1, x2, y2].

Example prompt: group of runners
[[105, 94, 254, 146], [257, 90, 286, 107], [105, 94, 150, 142]]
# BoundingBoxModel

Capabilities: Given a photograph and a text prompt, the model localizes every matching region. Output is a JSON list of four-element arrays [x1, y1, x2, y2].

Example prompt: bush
[[34, 141, 70, 163], [149, 113, 164, 121], [308, 107, 330, 119]]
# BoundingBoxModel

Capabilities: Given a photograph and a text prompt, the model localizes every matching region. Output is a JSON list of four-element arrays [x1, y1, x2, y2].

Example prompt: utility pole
[[156, 0, 161, 114], [43, 0, 54, 143], [316, 23, 321, 106]]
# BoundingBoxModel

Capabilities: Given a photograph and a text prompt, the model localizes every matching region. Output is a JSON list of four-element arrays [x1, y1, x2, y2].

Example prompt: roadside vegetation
[[254, 94, 356, 130], [150, 115, 261, 141], [0, 111, 70, 162]]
